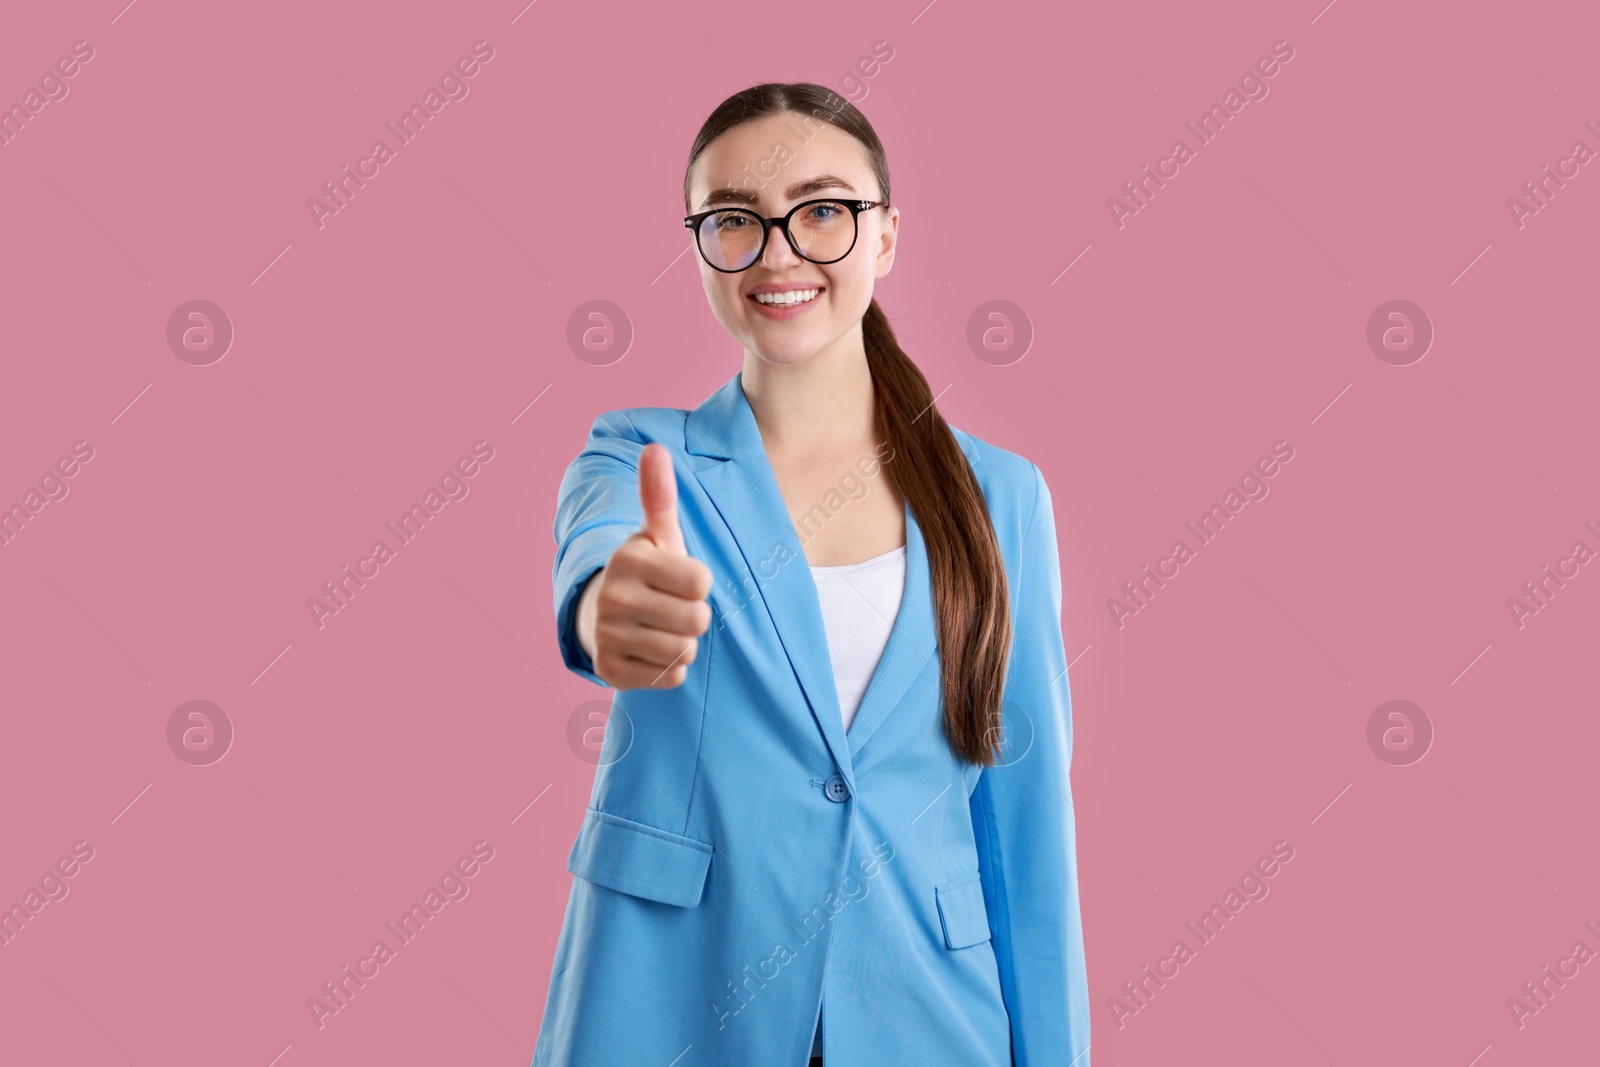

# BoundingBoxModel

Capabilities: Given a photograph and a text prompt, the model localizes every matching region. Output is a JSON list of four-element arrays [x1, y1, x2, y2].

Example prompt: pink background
[[2, 1, 1597, 1064]]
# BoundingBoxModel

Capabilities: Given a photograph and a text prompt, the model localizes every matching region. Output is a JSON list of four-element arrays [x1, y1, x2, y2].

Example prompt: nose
[[756, 218, 804, 271]]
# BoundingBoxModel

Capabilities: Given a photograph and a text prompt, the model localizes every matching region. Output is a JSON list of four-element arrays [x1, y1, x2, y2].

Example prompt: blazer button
[[823, 774, 851, 802]]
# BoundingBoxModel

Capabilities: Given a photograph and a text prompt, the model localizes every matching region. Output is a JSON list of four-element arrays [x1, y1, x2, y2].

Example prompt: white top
[[809, 544, 907, 733], [809, 543, 907, 1056]]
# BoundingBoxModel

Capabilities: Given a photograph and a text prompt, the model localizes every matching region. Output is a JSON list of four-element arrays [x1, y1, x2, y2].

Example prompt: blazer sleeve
[[551, 411, 647, 687], [968, 462, 1092, 1067]]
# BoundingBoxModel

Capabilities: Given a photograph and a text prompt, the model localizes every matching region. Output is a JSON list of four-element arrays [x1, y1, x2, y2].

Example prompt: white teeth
[[752, 288, 820, 306]]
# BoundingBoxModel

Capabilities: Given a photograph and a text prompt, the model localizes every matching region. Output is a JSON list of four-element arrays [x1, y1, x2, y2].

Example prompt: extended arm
[[552, 413, 646, 686], [552, 414, 709, 689]]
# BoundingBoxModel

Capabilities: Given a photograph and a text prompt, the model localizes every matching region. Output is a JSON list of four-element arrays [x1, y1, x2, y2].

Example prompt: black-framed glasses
[[683, 198, 890, 273]]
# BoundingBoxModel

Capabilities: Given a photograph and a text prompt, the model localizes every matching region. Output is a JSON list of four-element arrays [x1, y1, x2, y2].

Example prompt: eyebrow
[[698, 175, 859, 210]]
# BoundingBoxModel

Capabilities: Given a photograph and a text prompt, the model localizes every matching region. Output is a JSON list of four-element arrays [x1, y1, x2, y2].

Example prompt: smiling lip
[[746, 282, 824, 320], [746, 282, 825, 295]]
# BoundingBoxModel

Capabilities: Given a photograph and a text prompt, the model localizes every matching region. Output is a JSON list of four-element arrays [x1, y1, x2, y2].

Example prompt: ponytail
[[864, 298, 1010, 765]]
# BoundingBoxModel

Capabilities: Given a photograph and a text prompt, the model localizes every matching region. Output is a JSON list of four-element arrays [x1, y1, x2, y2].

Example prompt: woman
[[534, 83, 1090, 1067]]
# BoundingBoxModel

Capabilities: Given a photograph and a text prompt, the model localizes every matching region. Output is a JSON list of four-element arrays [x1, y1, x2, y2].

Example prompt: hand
[[577, 443, 713, 690]]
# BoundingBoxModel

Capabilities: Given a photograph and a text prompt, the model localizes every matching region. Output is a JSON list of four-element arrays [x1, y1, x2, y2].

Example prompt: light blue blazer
[[534, 371, 1091, 1067]]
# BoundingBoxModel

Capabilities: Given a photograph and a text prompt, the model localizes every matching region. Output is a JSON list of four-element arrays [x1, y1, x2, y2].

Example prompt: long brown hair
[[683, 83, 1010, 766]]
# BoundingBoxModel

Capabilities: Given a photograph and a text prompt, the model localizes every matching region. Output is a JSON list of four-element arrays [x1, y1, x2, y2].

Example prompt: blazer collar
[[683, 371, 980, 784]]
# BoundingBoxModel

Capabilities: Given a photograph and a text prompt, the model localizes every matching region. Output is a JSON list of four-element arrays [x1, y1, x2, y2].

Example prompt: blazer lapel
[[841, 501, 936, 759], [682, 370, 985, 779], [684, 372, 856, 786], [838, 424, 983, 760]]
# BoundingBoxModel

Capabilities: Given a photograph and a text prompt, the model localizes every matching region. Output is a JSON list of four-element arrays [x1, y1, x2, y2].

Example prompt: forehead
[[688, 113, 877, 209]]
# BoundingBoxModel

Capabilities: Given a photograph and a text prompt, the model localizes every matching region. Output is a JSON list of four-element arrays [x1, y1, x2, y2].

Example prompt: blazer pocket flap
[[567, 808, 714, 908], [935, 873, 992, 950]]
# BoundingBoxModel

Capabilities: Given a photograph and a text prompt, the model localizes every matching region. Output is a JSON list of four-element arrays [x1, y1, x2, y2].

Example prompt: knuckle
[[615, 535, 653, 567], [596, 585, 634, 618], [690, 560, 714, 593]]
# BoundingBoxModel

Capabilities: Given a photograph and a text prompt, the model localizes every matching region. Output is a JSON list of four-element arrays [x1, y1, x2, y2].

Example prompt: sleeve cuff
[[552, 522, 635, 687]]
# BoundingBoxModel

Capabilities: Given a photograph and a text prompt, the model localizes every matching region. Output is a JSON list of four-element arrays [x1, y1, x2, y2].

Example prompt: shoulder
[[573, 405, 690, 466], [585, 405, 686, 442], [947, 428, 1063, 604], [948, 425, 1048, 534]]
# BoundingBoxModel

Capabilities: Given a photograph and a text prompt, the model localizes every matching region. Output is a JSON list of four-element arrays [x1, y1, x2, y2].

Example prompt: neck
[[741, 325, 876, 457]]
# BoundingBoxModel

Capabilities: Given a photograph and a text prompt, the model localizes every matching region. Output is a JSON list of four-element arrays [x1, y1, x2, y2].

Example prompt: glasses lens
[[697, 210, 765, 271], [788, 201, 857, 264], [694, 202, 863, 271]]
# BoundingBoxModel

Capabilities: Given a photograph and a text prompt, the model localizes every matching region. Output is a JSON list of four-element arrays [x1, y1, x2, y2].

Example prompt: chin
[[739, 317, 833, 364], [746, 338, 822, 367]]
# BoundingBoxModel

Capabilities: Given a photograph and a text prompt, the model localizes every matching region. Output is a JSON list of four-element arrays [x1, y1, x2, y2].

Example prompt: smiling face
[[685, 112, 899, 369]]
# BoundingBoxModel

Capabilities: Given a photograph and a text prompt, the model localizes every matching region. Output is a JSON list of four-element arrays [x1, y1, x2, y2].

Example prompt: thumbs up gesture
[[577, 443, 714, 690]]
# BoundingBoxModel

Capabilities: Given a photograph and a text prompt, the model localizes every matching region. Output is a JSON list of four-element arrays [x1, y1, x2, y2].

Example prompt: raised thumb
[[637, 443, 687, 555]]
